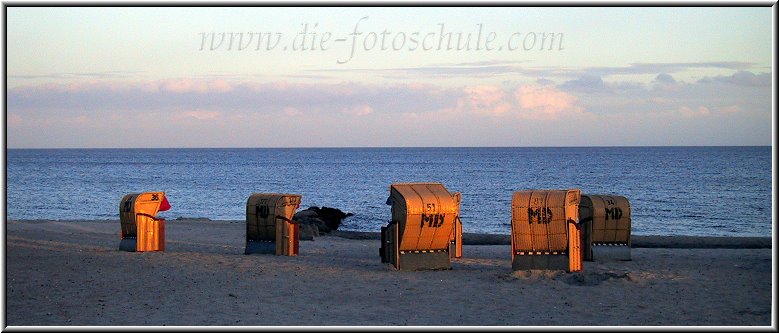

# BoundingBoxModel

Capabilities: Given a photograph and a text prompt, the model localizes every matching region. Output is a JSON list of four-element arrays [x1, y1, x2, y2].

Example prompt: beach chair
[[119, 192, 171, 252], [245, 193, 302, 256], [380, 183, 462, 270], [579, 194, 632, 261], [510, 189, 582, 272]]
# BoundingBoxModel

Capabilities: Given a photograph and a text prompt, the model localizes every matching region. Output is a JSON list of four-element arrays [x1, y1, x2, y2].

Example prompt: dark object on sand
[[293, 206, 354, 239]]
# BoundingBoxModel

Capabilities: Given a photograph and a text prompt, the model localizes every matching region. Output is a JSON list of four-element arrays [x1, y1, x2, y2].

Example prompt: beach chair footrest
[[245, 240, 276, 255], [119, 238, 137, 252], [512, 253, 569, 271], [397, 251, 451, 271]]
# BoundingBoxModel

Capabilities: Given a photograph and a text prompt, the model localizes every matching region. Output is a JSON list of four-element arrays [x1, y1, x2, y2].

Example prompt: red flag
[[159, 196, 171, 212]]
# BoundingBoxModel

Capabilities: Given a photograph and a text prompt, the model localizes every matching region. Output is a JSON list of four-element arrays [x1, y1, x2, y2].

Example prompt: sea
[[4, 146, 773, 237]]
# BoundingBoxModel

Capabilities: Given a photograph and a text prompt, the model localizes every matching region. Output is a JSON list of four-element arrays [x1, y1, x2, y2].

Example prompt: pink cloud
[[341, 105, 374, 116], [451, 84, 583, 120], [463, 85, 505, 105], [5, 74, 771, 147], [678, 106, 711, 118], [459, 85, 513, 115], [173, 110, 221, 120], [7, 114, 22, 126], [283, 107, 303, 116], [160, 79, 233, 93], [514, 85, 581, 119], [719, 105, 742, 114]]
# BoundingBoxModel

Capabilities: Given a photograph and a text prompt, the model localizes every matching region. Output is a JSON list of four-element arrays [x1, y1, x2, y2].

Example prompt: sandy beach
[[3, 219, 774, 327]]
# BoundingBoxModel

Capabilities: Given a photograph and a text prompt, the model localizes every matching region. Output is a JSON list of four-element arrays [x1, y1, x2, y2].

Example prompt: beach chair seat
[[119, 192, 170, 252], [245, 193, 302, 256], [579, 194, 632, 261], [510, 189, 582, 272], [380, 183, 462, 270]]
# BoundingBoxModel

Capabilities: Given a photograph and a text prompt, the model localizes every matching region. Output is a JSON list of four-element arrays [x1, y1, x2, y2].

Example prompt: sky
[[3, 6, 775, 148]]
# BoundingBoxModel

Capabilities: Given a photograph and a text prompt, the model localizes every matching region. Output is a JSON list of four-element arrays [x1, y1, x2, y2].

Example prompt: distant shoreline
[[7, 219, 772, 249]]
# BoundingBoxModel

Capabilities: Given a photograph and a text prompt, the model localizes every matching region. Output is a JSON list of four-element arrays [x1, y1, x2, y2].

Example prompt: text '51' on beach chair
[[579, 194, 632, 261], [119, 192, 171, 252], [380, 183, 462, 271], [245, 193, 302, 256], [510, 189, 582, 272]]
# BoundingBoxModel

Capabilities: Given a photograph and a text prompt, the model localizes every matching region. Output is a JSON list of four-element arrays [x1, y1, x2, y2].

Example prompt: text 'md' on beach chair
[[245, 193, 302, 256], [579, 194, 632, 261], [119, 192, 171, 252], [510, 189, 583, 272], [380, 182, 463, 270]]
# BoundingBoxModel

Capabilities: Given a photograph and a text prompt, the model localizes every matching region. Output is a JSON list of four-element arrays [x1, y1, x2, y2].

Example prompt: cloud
[[447, 84, 582, 120], [160, 79, 233, 93], [561, 62, 756, 79], [6, 79, 452, 113], [651, 73, 683, 92], [341, 105, 374, 116], [7, 114, 22, 126], [5, 79, 465, 128], [5, 72, 771, 148], [536, 78, 556, 86], [654, 73, 677, 84], [173, 110, 221, 120], [719, 105, 742, 114], [627, 62, 754, 74], [459, 86, 512, 115], [308, 61, 760, 81], [698, 70, 771, 87], [559, 75, 607, 92], [514, 85, 582, 119], [283, 107, 303, 116], [678, 106, 711, 118]]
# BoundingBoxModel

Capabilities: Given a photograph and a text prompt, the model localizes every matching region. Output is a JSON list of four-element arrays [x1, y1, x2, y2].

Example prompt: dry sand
[[3, 219, 775, 327]]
